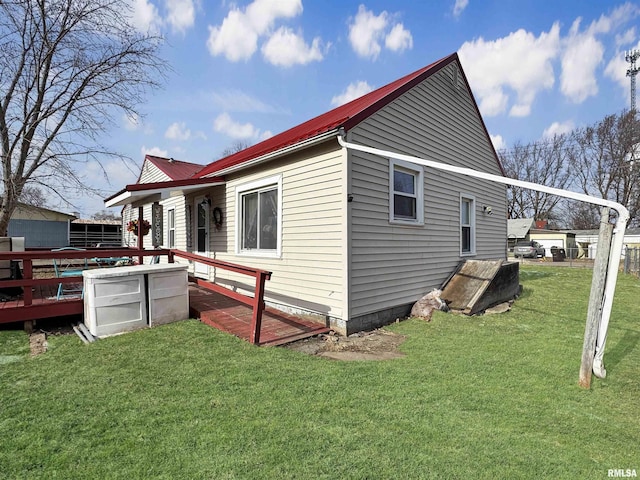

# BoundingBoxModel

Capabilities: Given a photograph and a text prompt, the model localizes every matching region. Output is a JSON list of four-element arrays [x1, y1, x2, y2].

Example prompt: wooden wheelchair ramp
[[441, 260, 520, 315]]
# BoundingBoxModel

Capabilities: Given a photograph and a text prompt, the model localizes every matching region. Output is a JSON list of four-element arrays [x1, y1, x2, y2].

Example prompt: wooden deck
[[1, 248, 329, 346], [0, 283, 83, 325], [1, 282, 329, 346], [188, 284, 330, 346]]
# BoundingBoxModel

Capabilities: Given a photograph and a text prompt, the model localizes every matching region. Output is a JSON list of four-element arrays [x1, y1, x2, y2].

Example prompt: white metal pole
[[337, 135, 630, 375]]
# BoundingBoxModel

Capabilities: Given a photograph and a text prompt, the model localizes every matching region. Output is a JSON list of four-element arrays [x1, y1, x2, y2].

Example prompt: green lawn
[[1, 266, 639, 479]]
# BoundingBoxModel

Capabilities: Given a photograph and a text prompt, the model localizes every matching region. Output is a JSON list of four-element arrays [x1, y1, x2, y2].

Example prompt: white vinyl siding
[[204, 144, 346, 320], [122, 160, 189, 266], [348, 62, 507, 318]]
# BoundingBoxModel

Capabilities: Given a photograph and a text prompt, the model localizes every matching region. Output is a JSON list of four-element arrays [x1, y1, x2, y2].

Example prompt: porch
[[0, 248, 329, 346]]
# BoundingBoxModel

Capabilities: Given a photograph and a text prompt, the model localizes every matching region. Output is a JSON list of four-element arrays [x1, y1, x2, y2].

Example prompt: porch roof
[[104, 177, 225, 208]]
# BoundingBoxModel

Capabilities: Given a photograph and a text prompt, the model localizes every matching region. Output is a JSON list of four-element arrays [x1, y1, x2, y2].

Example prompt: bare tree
[[219, 140, 251, 159], [499, 134, 573, 221], [19, 185, 47, 207], [569, 110, 640, 226], [565, 200, 600, 230], [0, 0, 166, 235], [92, 209, 120, 221]]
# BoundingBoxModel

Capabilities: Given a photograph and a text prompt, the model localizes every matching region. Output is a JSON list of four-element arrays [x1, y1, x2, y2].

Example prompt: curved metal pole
[[337, 134, 630, 376]]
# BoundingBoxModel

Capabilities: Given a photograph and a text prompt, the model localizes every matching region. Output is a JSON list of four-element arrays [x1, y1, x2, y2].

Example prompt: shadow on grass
[[519, 270, 555, 281], [604, 328, 640, 374], [518, 286, 533, 300]]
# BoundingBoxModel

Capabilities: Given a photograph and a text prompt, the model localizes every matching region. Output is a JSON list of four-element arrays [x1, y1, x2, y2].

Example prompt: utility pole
[[626, 49, 639, 111]]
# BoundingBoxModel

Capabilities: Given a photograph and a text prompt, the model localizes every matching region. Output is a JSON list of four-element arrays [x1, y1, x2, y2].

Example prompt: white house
[[106, 52, 508, 335]]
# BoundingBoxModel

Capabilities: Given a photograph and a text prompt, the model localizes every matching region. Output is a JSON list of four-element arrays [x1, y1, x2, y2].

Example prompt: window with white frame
[[237, 175, 282, 256], [460, 195, 476, 255], [167, 208, 175, 248], [389, 159, 424, 224]]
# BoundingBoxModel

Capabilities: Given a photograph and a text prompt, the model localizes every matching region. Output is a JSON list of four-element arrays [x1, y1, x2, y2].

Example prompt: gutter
[[201, 129, 340, 178], [337, 134, 629, 378]]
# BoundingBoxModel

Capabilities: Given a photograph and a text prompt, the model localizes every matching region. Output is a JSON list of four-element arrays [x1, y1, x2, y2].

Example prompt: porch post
[[250, 271, 270, 345], [137, 206, 144, 264]]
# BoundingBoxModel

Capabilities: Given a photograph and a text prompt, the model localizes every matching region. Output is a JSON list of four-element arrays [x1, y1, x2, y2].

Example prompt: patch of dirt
[[29, 332, 47, 356], [285, 328, 406, 361]]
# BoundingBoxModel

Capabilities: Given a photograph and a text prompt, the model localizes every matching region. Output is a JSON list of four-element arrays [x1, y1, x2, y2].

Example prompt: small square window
[[389, 159, 424, 224]]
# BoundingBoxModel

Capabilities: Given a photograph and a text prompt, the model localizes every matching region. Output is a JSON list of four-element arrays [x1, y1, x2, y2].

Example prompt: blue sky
[[82, 0, 640, 216]]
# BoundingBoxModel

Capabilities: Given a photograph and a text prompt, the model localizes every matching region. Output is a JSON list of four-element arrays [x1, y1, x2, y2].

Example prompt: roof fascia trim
[[201, 129, 340, 178]]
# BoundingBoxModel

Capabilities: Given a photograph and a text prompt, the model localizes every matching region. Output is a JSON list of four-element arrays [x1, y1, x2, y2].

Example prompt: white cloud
[[193, 131, 208, 141], [561, 4, 640, 104], [459, 24, 561, 117], [165, 0, 196, 34], [129, 0, 163, 33], [213, 112, 269, 140], [542, 120, 575, 138], [605, 41, 640, 105], [261, 27, 324, 67], [348, 5, 388, 59], [453, 0, 469, 18], [206, 0, 303, 62], [165, 122, 191, 141], [348, 5, 412, 60], [509, 104, 531, 118], [141, 146, 169, 158], [489, 134, 506, 151], [259, 130, 274, 141], [604, 52, 628, 89], [616, 27, 636, 47], [560, 18, 604, 103], [123, 113, 141, 131], [385, 23, 413, 53], [211, 90, 284, 114], [331, 81, 374, 106], [122, 113, 153, 135]]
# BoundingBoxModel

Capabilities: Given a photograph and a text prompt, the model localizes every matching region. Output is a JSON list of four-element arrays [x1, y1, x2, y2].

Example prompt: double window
[[460, 195, 475, 255], [389, 159, 424, 224], [237, 175, 282, 256]]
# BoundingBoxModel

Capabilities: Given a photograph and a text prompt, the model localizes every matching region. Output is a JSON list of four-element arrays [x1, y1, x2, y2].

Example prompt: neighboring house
[[574, 228, 640, 259], [107, 52, 508, 335], [507, 218, 534, 251], [528, 230, 576, 257], [508, 218, 577, 257], [7, 203, 76, 247]]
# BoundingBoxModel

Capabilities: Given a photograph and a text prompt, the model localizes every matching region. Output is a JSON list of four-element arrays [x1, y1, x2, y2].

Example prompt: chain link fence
[[510, 246, 640, 277]]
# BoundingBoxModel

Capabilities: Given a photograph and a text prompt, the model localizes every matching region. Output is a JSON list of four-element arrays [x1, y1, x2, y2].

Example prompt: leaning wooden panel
[[441, 260, 520, 315]]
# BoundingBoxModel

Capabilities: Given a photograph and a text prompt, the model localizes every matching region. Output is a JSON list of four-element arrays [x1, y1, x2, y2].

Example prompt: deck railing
[[170, 250, 272, 344], [0, 248, 272, 344]]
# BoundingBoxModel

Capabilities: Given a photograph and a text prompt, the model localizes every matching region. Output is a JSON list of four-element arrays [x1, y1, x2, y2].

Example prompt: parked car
[[514, 241, 545, 258]]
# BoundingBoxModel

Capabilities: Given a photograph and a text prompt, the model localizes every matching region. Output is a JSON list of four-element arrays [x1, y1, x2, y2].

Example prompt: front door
[[194, 197, 210, 277]]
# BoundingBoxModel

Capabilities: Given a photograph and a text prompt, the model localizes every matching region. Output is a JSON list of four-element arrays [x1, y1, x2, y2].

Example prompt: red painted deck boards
[[0, 284, 83, 323], [189, 285, 330, 346]]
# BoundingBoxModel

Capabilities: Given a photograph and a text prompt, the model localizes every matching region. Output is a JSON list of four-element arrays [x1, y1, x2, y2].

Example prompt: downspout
[[337, 134, 629, 377]]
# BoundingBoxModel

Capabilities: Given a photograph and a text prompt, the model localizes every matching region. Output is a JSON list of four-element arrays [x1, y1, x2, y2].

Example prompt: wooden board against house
[[441, 260, 519, 315]]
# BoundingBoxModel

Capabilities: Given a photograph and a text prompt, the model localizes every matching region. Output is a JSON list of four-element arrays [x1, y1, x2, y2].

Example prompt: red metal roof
[[145, 155, 205, 180], [196, 53, 458, 178]]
